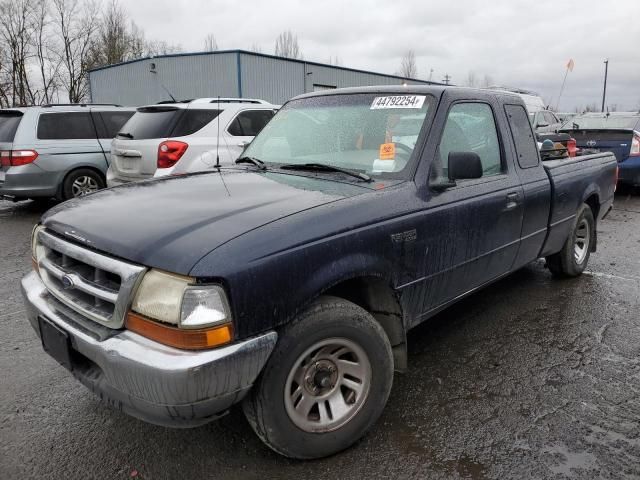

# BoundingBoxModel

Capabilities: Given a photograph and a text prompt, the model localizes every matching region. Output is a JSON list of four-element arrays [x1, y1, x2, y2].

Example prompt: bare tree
[[203, 34, 218, 52], [0, 43, 12, 107], [32, 0, 60, 104], [398, 50, 417, 78], [249, 42, 262, 53], [274, 30, 300, 59], [146, 40, 182, 56], [128, 20, 145, 59], [466, 70, 477, 88], [52, 0, 100, 102], [328, 56, 342, 66], [0, 0, 36, 105]]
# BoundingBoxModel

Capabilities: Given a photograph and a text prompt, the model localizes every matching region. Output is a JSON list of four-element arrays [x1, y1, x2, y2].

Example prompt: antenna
[[215, 95, 221, 168], [150, 65, 177, 102]]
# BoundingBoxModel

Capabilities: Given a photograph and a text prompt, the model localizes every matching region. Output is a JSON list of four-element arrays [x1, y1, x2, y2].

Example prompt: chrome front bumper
[[21, 271, 277, 427]]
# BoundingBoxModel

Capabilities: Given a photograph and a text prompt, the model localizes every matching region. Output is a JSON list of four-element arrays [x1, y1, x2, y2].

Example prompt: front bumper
[[21, 271, 277, 427]]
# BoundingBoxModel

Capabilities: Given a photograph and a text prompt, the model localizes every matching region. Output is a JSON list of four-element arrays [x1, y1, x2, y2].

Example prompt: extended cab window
[[505, 104, 539, 168], [37, 112, 96, 140], [432, 102, 502, 181], [227, 110, 275, 136]]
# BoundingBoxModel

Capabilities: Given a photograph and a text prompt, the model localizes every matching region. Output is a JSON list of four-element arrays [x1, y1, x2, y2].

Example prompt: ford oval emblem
[[586, 140, 597, 147], [61, 274, 75, 290]]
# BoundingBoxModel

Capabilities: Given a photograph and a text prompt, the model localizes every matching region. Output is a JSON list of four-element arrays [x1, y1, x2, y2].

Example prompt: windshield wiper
[[235, 156, 266, 170], [279, 163, 371, 182], [117, 132, 134, 139]]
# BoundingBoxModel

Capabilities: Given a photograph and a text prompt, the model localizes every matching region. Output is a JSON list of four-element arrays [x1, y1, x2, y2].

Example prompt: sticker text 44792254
[[371, 95, 426, 109]]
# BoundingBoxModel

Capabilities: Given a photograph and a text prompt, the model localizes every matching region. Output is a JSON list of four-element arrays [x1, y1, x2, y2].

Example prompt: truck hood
[[42, 170, 369, 274]]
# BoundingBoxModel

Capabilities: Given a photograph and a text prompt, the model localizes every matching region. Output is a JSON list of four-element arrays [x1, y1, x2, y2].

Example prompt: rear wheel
[[546, 203, 594, 277], [61, 169, 105, 200], [243, 296, 394, 459]]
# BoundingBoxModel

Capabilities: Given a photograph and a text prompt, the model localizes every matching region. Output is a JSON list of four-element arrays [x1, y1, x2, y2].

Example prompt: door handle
[[504, 192, 520, 211]]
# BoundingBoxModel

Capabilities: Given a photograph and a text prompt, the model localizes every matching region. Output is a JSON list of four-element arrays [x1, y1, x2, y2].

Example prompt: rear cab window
[[118, 107, 221, 140], [0, 110, 24, 143], [37, 112, 97, 140]]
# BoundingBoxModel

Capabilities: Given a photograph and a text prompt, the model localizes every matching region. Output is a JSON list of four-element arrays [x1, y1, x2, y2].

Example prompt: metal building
[[88, 49, 437, 106]]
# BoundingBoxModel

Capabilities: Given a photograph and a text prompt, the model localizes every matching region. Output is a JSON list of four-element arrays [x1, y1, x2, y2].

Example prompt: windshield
[[560, 115, 640, 131], [244, 93, 434, 178]]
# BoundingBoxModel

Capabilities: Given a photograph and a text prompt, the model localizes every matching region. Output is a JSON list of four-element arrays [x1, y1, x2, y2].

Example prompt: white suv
[[106, 98, 277, 186]]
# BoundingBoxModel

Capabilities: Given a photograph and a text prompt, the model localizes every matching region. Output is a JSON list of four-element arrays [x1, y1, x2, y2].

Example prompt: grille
[[35, 228, 146, 329]]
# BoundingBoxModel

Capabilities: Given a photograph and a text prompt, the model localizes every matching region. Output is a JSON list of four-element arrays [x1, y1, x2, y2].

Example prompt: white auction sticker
[[371, 95, 426, 109]]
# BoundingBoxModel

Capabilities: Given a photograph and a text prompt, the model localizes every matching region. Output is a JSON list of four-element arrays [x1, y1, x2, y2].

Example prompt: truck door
[[409, 98, 524, 318]]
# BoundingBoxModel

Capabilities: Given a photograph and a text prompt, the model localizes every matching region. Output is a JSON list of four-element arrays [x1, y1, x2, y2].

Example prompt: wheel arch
[[323, 275, 407, 372]]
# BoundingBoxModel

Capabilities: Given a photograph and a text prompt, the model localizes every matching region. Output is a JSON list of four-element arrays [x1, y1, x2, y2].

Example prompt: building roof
[[88, 49, 442, 85]]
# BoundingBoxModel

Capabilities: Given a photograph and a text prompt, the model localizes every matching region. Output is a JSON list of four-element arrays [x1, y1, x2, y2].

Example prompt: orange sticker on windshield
[[379, 143, 395, 160]]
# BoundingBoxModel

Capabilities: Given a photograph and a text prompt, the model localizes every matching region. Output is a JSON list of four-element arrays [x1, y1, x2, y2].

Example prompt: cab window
[[431, 102, 502, 181]]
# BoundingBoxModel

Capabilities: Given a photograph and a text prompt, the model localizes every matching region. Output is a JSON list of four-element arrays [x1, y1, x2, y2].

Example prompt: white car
[[106, 98, 278, 186]]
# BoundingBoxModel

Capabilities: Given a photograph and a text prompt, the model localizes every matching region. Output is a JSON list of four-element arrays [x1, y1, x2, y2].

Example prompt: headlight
[[128, 269, 233, 350], [131, 269, 231, 328], [31, 224, 44, 271]]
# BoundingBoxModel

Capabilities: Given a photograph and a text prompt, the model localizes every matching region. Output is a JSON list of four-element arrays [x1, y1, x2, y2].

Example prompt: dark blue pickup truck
[[22, 86, 616, 459]]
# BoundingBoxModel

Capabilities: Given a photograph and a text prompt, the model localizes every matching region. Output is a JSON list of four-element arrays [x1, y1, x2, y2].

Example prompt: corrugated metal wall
[[90, 52, 239, 105], [239, 53, 305, 104], [89, 51, 433, 106]]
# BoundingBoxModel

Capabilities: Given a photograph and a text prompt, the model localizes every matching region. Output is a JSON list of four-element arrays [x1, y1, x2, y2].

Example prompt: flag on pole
[[567, 59, 575, 72]]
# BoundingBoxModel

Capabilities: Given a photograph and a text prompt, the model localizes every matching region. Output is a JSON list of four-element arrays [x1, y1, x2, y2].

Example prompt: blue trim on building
[[236, 51, 243, 97], [88, 49, 442, 85]]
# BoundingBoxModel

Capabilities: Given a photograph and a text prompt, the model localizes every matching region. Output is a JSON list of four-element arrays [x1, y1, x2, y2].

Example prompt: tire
[[546, 203, 595, 277], [243, 295, 394, 459], [61, 169, 105, 200]]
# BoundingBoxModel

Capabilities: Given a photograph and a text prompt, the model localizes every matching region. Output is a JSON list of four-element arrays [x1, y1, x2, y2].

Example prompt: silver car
[[0, 104, 135, 201]]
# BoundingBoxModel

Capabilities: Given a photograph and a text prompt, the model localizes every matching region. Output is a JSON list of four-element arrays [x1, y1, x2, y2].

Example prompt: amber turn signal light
[[125, 311, 232, 350]]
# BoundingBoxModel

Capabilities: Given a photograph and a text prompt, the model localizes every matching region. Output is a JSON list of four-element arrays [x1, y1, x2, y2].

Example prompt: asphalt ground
[[1, 191, 639, 479]]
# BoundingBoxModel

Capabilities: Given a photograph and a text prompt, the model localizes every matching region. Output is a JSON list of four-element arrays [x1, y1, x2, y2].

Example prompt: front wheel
[[243, 296, 394, 459], [546, 203, 595, 277]]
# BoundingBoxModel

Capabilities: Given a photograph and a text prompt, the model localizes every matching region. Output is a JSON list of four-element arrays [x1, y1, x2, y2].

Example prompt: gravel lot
[[1, 192, 639, 479]]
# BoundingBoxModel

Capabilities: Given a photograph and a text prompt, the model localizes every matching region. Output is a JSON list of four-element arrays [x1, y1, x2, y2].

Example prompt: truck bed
[[540, 152, 617, 257]]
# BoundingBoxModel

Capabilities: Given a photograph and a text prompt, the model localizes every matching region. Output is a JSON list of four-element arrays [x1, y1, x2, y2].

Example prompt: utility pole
[[442, 74, 451, 85], [601, 59, 609, 112], [428, 68, 434, 82]]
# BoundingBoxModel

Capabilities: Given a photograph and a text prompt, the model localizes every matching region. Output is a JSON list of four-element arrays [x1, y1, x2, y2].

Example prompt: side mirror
[[448, 151, 483, 180]]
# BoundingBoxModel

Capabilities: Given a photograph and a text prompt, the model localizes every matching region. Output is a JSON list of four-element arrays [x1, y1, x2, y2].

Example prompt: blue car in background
[[559, 112, 640, 188]]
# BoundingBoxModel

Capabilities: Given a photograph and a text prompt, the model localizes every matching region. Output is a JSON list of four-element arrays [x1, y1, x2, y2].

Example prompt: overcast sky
[[127, 0, 639, 112]]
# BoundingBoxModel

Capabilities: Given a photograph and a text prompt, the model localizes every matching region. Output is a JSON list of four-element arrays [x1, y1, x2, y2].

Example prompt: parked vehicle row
[[0, 105, 134, 201], [107, 98, 278, 187], [22, 86, 617, 459]]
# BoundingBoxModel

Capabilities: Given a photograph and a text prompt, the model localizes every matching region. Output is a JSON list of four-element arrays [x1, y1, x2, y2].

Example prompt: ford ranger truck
[[22, 86, 617, 459]]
